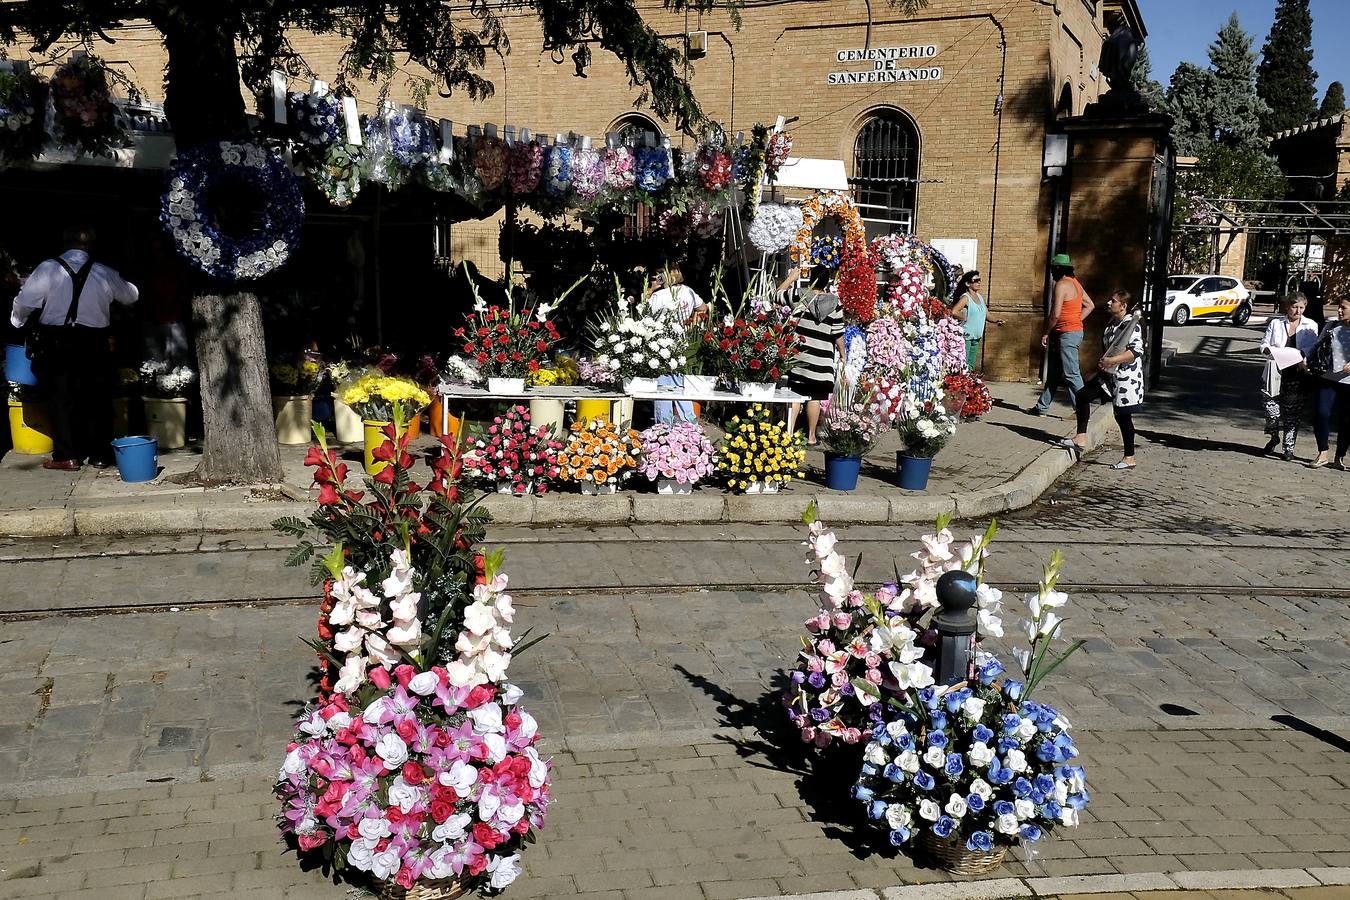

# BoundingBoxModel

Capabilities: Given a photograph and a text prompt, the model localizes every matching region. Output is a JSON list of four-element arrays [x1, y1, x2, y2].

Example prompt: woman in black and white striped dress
[[779, 266, 845, 446]]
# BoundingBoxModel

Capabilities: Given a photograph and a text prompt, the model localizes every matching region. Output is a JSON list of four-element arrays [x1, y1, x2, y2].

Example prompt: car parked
[[1164, 274, 1252, 326]]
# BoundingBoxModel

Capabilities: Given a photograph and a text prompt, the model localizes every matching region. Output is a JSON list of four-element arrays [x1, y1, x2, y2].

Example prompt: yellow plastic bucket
[[8, 398, 54, 455], [363, 419, 409, 475], [575, 398, 631, 428]]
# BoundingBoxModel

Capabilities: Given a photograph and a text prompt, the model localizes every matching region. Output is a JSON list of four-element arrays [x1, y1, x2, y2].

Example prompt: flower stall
[[273, 427, 552, 897], [464, 405, 563, 496], [782, 505, 1088, 874]]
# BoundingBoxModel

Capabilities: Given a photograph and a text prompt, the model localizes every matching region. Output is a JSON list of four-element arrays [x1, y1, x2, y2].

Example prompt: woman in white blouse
[[1259, 292, 1320, 461]]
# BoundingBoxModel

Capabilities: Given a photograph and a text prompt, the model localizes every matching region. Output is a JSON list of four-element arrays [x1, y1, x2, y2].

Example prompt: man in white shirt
[[10, 226, 139, 470]]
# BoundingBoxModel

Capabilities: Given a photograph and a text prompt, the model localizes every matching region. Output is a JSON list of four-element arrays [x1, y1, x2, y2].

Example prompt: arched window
[[851, 110, 921, 240]]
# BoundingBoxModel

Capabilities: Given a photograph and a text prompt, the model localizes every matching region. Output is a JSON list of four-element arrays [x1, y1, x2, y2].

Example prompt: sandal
[[1110, 461, 1136, 470]]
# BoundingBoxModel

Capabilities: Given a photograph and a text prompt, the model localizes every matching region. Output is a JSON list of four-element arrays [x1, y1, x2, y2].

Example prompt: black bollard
[[934, 569, 979, 686]]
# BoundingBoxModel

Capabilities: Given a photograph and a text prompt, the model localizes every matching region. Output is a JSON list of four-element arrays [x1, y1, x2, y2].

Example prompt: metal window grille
[[850, 113, 920, 241]]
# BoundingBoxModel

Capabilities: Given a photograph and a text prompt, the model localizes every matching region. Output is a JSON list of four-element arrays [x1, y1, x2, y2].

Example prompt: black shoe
[[1282, 449, 1295, 462], [1262, 438, 1279, 455], [1027, 407, 1046, 417], [88, 458, 114, 469]]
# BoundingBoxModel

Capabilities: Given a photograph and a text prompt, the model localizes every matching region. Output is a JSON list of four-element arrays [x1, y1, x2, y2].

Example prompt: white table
[[436, 383, 810, 434]]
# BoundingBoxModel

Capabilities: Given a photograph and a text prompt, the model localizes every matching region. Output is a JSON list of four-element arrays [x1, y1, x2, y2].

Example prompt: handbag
[[24, 256, 94, 371]]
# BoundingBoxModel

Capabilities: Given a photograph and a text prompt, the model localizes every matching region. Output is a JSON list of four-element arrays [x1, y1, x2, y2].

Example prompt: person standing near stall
[[777, 265, 845, 446], [9, 225, 139, 470], [1259, 292, 1319, 461], [950, 270, 1003, 372], [645, 265, 707, 425], [1310, 296, 1350, 469]]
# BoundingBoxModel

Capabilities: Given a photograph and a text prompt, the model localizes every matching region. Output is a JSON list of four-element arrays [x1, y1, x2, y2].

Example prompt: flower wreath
[[161, 141, 305, 281], [872, 233, 957, 302], [791, 191, 867, 275]]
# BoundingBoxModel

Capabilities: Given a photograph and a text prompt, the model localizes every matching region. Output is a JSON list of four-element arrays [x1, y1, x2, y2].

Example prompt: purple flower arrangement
[[638, 422, 715, 487]]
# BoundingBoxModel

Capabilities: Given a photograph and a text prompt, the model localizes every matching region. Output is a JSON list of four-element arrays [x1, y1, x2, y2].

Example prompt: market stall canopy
[[767, 158, 849, 192]]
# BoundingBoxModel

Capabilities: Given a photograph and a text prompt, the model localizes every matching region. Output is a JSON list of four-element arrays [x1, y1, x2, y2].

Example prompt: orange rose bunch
[[557, 418, 642, 488]]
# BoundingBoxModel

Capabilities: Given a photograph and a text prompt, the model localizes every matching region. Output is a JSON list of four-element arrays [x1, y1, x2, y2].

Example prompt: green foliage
[[1256, 0, 1318, 136], [1319, 81, 1345, 118], [1186, 144, 1285, 201], [1165, 14, 1269, 155], [1129, 44, 1166, 113]]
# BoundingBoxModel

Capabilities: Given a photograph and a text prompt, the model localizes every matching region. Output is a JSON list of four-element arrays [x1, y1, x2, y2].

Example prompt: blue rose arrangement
[[634, 145, 670, 192], [161, 142, 304, 281], [286, 92, 341, 151], [545, 143, 573, 198], [388, 109, 437, 169], [809, 235, 842, 270]]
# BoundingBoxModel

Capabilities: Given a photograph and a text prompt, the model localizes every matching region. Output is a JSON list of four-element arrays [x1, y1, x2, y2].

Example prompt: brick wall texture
[[13, 0, 1137, 380]]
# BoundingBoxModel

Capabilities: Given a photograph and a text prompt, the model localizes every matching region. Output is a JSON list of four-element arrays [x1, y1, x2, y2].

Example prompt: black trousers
[[33, 327, 114, 463], [1075, 374, 1137, 456]]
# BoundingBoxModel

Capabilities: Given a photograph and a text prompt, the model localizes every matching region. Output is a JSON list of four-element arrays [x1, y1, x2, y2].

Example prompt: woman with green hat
[[1032, 253, 1094, 416]]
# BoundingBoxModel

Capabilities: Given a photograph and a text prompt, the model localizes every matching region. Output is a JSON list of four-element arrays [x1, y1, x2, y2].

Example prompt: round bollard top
[[936, 570, 979, 614]]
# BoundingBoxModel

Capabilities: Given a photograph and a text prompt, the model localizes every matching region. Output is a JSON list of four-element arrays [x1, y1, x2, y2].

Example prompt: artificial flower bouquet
[[466, 405, 562, 495], [342, 375, 431, 426], [272, 426, 552, 897], [49, 54, 125, 156], [699, 308, 801, 388], [271, 358, 323, 395], [895, 404, 958, 460], [819, 381, 892, 459], [935, 315, 969, 376], [441, 356, 482, 386], [838, 239, 880, 325], [589, 294, 686, 385], [944, 371, 994, 420], [0, 66, 48, 164], [893, 315, 954, 457], [783, 506, 1087, 871], [715, 404, 805, 493], [748, 203, 804, 255], [139, 359, 196, 399], [862, 316, 910, 379], [639, 422, 715, 489], [556, 418, 642, 492]]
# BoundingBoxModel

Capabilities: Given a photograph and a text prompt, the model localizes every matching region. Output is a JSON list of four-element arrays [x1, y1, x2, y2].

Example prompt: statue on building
[[1086, 23, 1150, 117]]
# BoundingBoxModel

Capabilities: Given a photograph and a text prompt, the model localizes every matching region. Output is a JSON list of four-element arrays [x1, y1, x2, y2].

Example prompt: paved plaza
[[2, 323, 1348, 899]]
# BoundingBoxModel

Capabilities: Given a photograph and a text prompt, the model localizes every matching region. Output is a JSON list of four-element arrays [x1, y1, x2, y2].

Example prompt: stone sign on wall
[[828, 45, 942, 85]]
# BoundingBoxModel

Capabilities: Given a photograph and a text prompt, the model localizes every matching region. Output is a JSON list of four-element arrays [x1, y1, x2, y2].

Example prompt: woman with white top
[[1259, 292, 1320, 461], [1310, 296, 1350, 469], [645, 264, 707, 425]]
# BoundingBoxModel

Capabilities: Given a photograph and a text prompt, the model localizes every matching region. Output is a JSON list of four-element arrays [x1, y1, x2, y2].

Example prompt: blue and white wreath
[[161, 141, 304, 281]]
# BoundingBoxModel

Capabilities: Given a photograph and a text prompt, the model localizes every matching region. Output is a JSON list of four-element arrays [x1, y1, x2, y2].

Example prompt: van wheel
[[1172, 305, 1190, 326]]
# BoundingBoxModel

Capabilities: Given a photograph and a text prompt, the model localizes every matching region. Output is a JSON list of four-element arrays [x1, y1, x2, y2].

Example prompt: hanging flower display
[[508, 141, 545, 194], [49, 55, 124, 156], [765, 131, 793, 178], [544, 143, 573, 197], [311, 143, 363, 208], [602, 146, 636, 191], [872, 233, 957, 302], [389, 108, 438, 170], [696, 145, 733, 193], [0, 67, 47, 164], [474, 135, 509, 191], [791, 191, 867, 275], [838, 240, 880, 324], [361, 112, 404, 188], [571, 148, 606, 202], [689, 201, 724, 239], [809, 236, 842, 270], [161, 141, 304, 281], [748, 203, 804, 255], [634, 145, 670, 192], [286, 92, 341, 153]]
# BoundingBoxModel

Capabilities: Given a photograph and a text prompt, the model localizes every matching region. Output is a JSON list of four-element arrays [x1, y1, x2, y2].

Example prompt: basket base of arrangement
[[744, 480, 780, 494], [580, 481, 618, 495], [379, 878, 469, 900], [919, 832, 1009, 876], [656, 478, 693, 495]]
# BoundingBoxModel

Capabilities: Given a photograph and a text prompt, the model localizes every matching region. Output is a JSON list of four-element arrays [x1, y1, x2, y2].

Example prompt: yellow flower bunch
[[557, 418, 642, 485], [342, 374, 430, 423], [271, 358, 323, 394], [715, 404, 805, 492], [528, 368, 559, 387]]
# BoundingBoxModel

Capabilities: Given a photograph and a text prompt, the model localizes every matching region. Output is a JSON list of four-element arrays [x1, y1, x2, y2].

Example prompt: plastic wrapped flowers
[[782, 506, 1088, 870], [273, 427, 552, 896], [0, 67, 48, 164], [474, 135, 510, 192], [508, 142, 545, 194]]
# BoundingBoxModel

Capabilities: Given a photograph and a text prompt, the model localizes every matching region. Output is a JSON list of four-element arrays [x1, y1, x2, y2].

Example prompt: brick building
[[8, 0, 1153, 380]]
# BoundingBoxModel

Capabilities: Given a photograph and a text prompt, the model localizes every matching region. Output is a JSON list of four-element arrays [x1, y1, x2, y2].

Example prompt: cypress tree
[[1320, 81, 1346, 118], [1208, 13, 1270, 149], [1166, 62, 1217, 156], [1256, 0, 1319, 134]]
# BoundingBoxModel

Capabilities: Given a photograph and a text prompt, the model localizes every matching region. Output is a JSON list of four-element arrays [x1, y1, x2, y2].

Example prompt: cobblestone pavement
[[2, 326, 1349, 898]]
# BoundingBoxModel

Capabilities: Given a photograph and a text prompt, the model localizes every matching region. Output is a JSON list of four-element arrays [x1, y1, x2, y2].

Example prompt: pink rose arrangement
[[602, 146, 636, 191], [697, 146, 733, 193], [782, 505, 1002, 748], [466, 405, 562, 494], [638, 422, 715, 487], [474, 136, 510, 191], [508, 142, 545, 194], [571, 148, 606, 202], [862, 316, 910, 376], [935, 314, 969, 375]]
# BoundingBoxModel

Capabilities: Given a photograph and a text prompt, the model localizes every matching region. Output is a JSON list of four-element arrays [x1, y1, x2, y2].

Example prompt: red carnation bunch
[[455, 304, 560, 380], [699, 310, 801, 384], [838, 240, 879, 324], [944, 370, 994, 420], [466, 405, 563, 495]]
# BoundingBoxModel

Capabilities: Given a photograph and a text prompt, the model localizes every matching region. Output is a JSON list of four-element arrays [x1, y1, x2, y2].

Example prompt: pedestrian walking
[[1059, 290, 1144, 469], [9, 225, 138, 470], [950, 270, 1004, 372], [1310, 296, 1350, 469], [779, 266, 845, 446], [1259, 292, 1319, 461], [1031, 253, 1094, 416], [645, 265, 707, 426]]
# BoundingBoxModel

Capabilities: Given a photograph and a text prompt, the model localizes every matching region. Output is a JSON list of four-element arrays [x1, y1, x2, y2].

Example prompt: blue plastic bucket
[[5, 343, 36, 386], [111, 435, 159, 483], [824, 453, 862, 491], [896, 452, 933, 491]]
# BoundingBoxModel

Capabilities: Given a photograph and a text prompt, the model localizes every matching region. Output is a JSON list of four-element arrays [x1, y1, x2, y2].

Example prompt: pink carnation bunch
[[862, 316, 909, 376], [935, 315, 969, 375], [638, 422, 715, 486], [466, 405, 562, 494], [508, 143, 545, 194], [602, 146, 636, 191], [888, 262, 930, 319]]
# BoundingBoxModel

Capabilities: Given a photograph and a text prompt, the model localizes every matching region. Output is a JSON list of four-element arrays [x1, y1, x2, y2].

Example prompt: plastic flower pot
[[657, 478, 693, 495], [4, 343, 36, 386], [824, 452, 862, 491], [528, 398, 565, 441], [7, 397, 52, 455], [142, 397, 187, 450], [738, 381, 776, 400], [272, 395, 314, 445], [429, 397, 462, 440], [897, 451, 934, 491], [576, 398, 632, 429], [487, 377, 526, 394], [622, 376, 658, 393], [682, 374, 716, 394], [497, 480, 535, 495], [579, 480, 618, 495], [403, 412, 422, 440], [311, 392, 334, 428], [744, 480, 780, 494], [363, 419, 397, 475], [111, 435, 159, 483], [334, 399, 364, 444]]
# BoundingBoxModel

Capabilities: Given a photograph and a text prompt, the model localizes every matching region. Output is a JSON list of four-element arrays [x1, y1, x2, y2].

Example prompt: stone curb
[[0, 407, 1113, 536]]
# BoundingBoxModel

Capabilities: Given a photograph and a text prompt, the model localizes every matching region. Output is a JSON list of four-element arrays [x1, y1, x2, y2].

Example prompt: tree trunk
[[191, 291, 282, 483]]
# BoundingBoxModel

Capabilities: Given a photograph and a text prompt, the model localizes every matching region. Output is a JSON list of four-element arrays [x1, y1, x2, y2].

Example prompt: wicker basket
[[378, 878, 469, 900], [920, 832, 1008, 876]]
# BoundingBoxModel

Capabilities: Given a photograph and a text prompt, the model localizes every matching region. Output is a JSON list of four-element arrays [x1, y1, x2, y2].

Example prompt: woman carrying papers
[[1260, 292, 1319, 461]]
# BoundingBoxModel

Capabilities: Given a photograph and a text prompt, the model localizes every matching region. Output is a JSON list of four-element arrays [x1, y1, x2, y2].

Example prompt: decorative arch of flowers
[[871, 233, 957, 303], [790, 191, 867, 274]]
